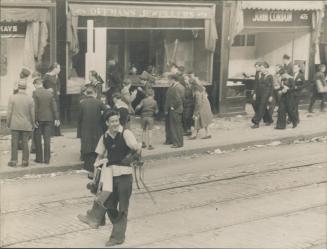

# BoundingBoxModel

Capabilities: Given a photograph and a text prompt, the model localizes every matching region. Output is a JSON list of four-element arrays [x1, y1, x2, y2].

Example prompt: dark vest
[[103, 130, 131, 166]]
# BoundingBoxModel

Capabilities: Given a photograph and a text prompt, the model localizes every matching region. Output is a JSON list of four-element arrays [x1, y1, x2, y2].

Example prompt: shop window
[[232, 34, 256, 47]]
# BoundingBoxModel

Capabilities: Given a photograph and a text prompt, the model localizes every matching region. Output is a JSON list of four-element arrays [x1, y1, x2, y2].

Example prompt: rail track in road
[[1, 155, 326, 248]]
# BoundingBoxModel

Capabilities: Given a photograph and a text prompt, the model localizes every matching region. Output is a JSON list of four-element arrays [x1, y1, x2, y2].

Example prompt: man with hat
[[33, 77, 60, 164], [7, 80, 35, 167], [78, 84, 109, 178]]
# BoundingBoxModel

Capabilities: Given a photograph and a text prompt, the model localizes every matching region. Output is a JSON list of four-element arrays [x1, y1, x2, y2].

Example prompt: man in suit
[[251, 62, 274, 128], [164, 74, 184, 148], [7, 80, 35, 167], [78, 85, 108, 178], [33, 77, 60, 164]]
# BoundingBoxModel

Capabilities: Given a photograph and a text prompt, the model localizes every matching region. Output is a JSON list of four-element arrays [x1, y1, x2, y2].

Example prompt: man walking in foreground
[[78, 110, 141, 247], [33, 77, 60, 164]]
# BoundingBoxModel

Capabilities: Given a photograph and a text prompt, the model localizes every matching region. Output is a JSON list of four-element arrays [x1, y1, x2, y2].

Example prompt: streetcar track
[[132, 204, 327, 248], [2, 180, 326, 247], [4, 202, 326, 248], [2, 160, 326, 215]]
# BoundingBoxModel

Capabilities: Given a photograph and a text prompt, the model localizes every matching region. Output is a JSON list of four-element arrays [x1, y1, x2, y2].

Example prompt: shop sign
[[70, 4, 212, 19], [0, 22, 27, 35], [244, 10, 311, 28]]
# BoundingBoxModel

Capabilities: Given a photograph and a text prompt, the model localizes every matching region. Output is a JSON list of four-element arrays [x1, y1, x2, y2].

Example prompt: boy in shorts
[[135, 88, 158, 150]]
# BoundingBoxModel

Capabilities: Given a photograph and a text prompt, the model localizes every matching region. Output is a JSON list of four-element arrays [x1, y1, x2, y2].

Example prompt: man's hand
[[252, 94, 256, 101], [170, 107, 175, 111], [54, 120, 60, 127], [268, 96, 273, 103]]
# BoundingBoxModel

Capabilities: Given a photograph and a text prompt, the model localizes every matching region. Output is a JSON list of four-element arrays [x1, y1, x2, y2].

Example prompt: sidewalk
[[0, 105, 326, 179]]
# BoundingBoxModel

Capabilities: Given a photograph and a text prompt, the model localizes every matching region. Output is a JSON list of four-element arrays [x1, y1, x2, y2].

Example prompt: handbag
[[316, 79, 327, 93]]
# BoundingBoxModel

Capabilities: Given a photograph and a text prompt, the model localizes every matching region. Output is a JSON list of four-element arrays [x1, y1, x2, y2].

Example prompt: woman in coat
[[189, 78, 213, 139]]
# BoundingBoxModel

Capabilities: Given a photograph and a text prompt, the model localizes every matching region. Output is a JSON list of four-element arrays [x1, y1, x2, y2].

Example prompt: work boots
[[77, 200, 106, 229]]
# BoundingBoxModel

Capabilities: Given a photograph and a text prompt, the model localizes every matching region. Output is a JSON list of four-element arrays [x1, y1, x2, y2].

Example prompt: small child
[[135, 88, 158, 150]]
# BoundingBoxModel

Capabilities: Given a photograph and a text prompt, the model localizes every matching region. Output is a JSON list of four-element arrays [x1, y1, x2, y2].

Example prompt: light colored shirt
[[95, 125, 139, 176]]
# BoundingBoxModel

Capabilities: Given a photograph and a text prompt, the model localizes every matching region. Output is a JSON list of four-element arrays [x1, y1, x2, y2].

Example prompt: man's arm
[[123, 130, 141, 153]]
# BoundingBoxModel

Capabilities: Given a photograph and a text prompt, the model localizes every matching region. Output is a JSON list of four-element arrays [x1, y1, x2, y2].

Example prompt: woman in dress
[[189, 77, 213, 139]]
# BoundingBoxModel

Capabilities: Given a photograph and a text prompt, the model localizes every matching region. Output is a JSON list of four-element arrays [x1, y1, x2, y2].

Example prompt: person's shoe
[[22, 161, 29, 167], [44, 161, 50, 164], [171, 145, 182, 148], [105, 239, 124, 247], [251, 124, 259, 129], [189, 136, 197, 140], [292, 123, 297, 128], [275, 126, 285, 130], [201, 135, 212, 139], [34, 159, 43, 164], [148, 145, 154, 150], [77, 201, 106, 229], [8, 161, 17, 167], [265, 121, 273, 126], [163, 141, 172, 145], [142, 142, 147, 148]]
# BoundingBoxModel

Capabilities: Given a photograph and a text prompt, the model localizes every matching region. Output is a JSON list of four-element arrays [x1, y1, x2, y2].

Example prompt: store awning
[[68, 1, 218, 52], [0, 8, 49, 23], [241, 1, 325, 11]]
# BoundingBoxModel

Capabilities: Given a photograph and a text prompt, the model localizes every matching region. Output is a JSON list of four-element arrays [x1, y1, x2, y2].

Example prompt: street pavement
[[0, 106, 326, 179], [0, 141, 326, 248]]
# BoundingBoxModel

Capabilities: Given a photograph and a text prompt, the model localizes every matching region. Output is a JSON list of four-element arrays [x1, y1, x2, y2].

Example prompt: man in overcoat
[[33, 77, 60, 164], [78, 85, 108, 178]]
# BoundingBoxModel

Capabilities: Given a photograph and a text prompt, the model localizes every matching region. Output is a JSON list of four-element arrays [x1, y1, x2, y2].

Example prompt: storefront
[[64, 0, 218, 120], [0, 0, 56, 111], [222, 1, 325, 113]]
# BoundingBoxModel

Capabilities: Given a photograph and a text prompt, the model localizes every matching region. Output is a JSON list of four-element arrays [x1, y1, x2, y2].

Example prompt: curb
[[1, 131, 326, 180]]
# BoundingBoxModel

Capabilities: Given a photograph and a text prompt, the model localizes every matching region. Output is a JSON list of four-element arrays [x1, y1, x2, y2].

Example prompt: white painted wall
[[228, 31, 311, 79]]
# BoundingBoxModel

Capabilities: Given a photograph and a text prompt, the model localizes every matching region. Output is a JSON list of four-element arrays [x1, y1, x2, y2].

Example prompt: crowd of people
[[6, 63, 62, 167], [251, 54, 327, 129]]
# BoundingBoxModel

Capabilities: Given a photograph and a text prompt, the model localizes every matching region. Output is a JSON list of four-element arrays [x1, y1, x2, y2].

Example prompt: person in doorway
[[106, 59, 123, 108], [7, 81, 35, 167], [189, 77, 213, 139], [282, 54, 294, 76], [293, 64, 305, 124], [251, 62, 274, 128], [112, 92, 130, 128], [308, 64, 327, 113], [135, 88, 158, 150], [43, 62, 62, 136], [121, 79, 137, 114], [78, 110, 141, 247], [164, 74, 184, 148], [78, 85, 108, 178], [33, 77, 60, 164], [275, 73, 298, 129]]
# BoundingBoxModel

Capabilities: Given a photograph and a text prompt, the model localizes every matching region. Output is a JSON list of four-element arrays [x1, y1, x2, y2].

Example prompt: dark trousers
[[294, 95, 300, 124], [11, 130, 30, 163], [104, 175, 133, 243], [83, 152, 97, 172], [35, 121, 52, 163], [182, 108, 194, 133], [308, 87, 326, 112], [276, 94, 297, 129], [252, 95, 270, 125], [169, 110, 183, 147], [165, 114, 172, 144]]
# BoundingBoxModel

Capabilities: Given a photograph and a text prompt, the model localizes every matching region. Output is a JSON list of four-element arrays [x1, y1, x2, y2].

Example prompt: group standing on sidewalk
[[251, 54, 326, 130]]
